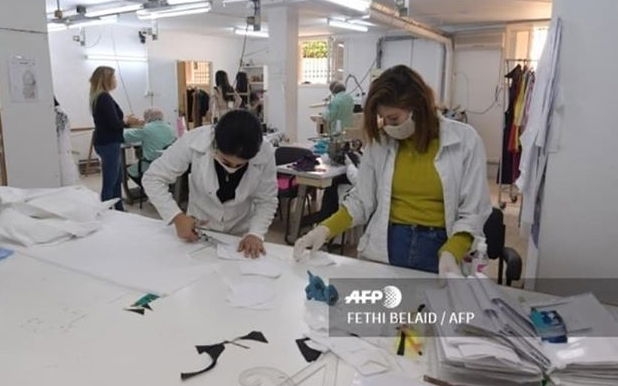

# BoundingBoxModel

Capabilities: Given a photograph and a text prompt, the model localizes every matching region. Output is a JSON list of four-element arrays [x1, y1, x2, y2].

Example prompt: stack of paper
[[425, 274, 548, 384], [425, 275, 618, 385]]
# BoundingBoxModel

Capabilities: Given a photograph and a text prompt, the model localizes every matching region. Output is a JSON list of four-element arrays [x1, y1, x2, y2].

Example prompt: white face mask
[[383, 114, 415, 140], [216, 157, 243, 174]]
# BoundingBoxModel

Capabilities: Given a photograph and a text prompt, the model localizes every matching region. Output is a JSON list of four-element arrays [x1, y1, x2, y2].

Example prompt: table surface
[[277, 159, 347, 180], [0, 211, 603, 386]]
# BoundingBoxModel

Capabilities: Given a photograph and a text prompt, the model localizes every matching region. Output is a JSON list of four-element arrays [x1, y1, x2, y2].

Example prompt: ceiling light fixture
[[137, 2, 211, 20], [85, 54, 148, 62], [85, 4, 142, 17], [323, 0, 370, 13], [167, 0, 208, 4], [327, 19, 369, 32], [234, 28, 268, 38], [68, 15, 118, 29]]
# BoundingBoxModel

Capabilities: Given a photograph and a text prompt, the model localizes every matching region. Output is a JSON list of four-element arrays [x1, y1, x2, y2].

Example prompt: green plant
[[302, 40, 328, 58]]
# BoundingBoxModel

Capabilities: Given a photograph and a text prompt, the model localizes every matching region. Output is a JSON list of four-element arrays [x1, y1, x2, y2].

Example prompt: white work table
[[0, 211, 595, 386]]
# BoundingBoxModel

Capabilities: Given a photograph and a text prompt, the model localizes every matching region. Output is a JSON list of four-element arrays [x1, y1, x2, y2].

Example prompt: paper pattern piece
[[239, 258, 282, 278], [305, 251, 336, 267], [227, 279, 276, 309], [217, 244, 246, 260]]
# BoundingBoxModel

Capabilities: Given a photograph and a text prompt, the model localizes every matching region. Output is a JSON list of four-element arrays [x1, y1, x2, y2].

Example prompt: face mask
[[216, 157, 243, 174], [383, 114, 415, 140]]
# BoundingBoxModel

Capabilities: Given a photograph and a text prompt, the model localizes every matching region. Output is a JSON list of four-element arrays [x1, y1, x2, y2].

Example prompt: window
[[299, 39, 344, 85], [529, 27, 548, 62]]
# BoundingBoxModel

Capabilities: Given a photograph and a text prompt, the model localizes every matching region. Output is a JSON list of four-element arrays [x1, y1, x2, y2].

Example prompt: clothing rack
[[497, 58, 538, 209]]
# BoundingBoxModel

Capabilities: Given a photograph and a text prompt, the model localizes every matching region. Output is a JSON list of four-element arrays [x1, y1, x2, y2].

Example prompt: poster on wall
[[9, 56, 39, 103]]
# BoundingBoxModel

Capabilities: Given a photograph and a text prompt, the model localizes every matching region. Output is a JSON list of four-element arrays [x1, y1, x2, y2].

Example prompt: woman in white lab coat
[[143, 110, 278, 258], [294, 65, 491, 276]]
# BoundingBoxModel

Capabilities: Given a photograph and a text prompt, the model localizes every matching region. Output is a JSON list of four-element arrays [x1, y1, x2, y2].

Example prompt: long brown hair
[[363, 65, 439, 153], [89, 66, 115, 112]]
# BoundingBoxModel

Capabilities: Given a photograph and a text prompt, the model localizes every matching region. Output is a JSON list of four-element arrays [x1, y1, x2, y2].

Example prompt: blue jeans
[[387, 223, 447, 273], [95, 143, 124, 211]]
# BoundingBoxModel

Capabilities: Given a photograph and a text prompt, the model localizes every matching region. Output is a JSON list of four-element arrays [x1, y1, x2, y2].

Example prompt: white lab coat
[[142, 125, 278, 237], [341, 117, 492, 264]]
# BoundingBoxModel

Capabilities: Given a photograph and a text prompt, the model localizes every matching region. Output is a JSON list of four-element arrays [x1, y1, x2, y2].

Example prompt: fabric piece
[[226, 279, 276, 309], [0, 186, 112, 247], [296, 338, 323, 362], [239, 258, 282, 278], [20, 211, 215, 295], [181, 331, 268, 381], [305, 252, 336, 267]]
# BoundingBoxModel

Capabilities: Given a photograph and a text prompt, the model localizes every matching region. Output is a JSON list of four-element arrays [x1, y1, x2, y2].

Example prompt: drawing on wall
[[9, 56, 39, 102]]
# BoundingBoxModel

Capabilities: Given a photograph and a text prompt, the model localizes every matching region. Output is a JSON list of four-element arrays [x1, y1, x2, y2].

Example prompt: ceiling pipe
[[369, 1, 454, 106]]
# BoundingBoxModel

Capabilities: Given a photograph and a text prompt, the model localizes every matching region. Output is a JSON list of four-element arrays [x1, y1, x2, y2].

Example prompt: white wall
[[536, 0, 618, 280], [48, 24, 150, 128], [0, 1, 60, 187], [146, 30, 245, 125], [48, 25, 244, 158], [452, 48, 503, 163]]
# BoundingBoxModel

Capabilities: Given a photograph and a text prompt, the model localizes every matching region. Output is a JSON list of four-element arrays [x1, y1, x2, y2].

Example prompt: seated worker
[[142, 110, 278, 258], [123, 108, 175, 184], [312, 81, 355, 135]]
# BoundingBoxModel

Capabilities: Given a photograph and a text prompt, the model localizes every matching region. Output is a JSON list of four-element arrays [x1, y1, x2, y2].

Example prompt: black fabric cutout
[[237, 331, 268, 343], [181, 345, 225, 381], [142, 303, 152, 311], [125, 307, 145, 315], [296, 338, 322, 362], [181, 331, 268, 381]]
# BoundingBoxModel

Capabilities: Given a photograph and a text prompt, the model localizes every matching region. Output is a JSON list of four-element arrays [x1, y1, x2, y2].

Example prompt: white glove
[[344, 154, 352, 166], [293, 225, 330, 261], [438, 251, 463, 279]]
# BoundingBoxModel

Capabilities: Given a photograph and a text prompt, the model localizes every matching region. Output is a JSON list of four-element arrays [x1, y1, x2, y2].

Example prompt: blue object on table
[[0, 247, 14, 261], [530, 309, 568, 343], [305, 271, 338, 306]]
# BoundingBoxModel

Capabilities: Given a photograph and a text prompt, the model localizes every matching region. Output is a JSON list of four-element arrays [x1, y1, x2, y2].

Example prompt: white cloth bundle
[[0, 186, 115, 246]]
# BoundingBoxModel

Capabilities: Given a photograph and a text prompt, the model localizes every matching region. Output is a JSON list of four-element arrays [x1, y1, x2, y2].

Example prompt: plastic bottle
[[472, 237, 489, 274]]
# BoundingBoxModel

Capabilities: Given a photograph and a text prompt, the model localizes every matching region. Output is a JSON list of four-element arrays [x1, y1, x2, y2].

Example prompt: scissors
[[194, 225, 228, 247]]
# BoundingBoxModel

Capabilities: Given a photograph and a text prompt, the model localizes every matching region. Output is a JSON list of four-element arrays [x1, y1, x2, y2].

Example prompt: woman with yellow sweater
[[293, 65, 491, 276]]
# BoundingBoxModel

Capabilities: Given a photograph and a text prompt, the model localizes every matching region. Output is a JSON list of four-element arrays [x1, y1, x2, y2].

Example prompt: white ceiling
[[45, 0, 553, 37]]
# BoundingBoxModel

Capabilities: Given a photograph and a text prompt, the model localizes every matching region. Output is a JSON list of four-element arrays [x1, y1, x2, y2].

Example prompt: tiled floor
[[81, 165, 527, 286]]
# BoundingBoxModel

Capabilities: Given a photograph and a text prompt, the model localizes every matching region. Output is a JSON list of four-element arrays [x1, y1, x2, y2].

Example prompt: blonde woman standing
[[89, 66, 140, 210]]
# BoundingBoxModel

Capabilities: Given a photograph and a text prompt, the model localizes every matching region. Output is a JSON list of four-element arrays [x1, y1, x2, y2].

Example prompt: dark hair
[[235, 71, 249, 107], [364, 65, 439, 153], [215, 110, 263, 159], [215, 70, 235, 102]]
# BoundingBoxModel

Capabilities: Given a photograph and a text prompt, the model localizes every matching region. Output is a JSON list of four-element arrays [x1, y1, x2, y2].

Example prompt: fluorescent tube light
[[85, 4, 142, 17], [234, 28, 268, 38], [167, 0, 208, 4], [323, 0, 370, 13], [137, 3, 211, 20], [85, 54, 148, 62], [47, 23, 68, 32], [328, 19, 368, 32], [68, 15, 118, 29]]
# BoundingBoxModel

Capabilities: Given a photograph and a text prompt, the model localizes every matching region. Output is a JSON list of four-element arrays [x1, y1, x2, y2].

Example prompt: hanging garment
[[498, 65, 523, 184], [180, 331, 268, 380], [517, 18, 563, 226], [192, 89, 201, 127], [55, 105, 79, 186]]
